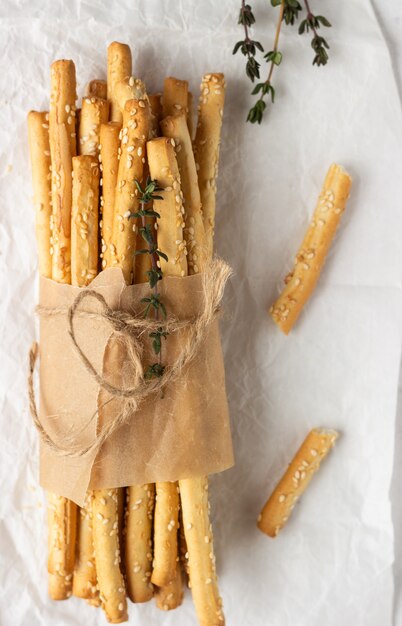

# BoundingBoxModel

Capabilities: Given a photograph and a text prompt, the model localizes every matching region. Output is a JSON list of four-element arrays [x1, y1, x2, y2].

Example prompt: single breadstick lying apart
[[151, 482, 180, 587], [179, 477, 224, 626], [270, 164, 352, 334], [49, 59, 77, 158], [155, 562, 184, 611], [107, 42, 132, 123], [73, 492, 99, 602], [92, 489, 128, 623], [160, 113, 206, 273], [109, 98, 150, 283], [86, 79, 107, 100], [257, 428, 339, 538], [125, 484, 155, 602], [27, 110, 52, 278], [162, 77, 188, 121], [193, 73, 225, 258], [47, 493, 77, 599], [71, 155, 100, 287], [79, 96, 109, 156], [99, 122, 121, 269]]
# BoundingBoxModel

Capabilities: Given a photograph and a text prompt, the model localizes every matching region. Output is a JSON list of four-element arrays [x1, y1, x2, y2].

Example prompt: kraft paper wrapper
[[38, 267, 234, 506]]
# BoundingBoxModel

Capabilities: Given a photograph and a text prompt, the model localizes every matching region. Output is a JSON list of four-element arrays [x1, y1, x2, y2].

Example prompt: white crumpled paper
[[1, 1, 402, 625]]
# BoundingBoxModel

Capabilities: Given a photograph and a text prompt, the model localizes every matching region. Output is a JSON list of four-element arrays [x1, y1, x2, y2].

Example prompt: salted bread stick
[[155, 562, 184, 611], [86, 79, 107, 100], [179, 477, 224, 626], [47, 493, 77, 599], [73, 493, 99, 602], [258, 428, 339, 537], [79, 96, 109, 156], [49, 59, 77, 157], [193, 73, 225, 258], [114, 77, 147, 114], [270, 164, 352, 334], [151, 482, 180, 587], [146, 137, 188, 277], [162, 77, 188, 121], [187, 91, 194, 140], [125, 484, 154, 602], [99, 122, 121, 269], [160, 113, 207, 274], [107, 42, 132, 123], [27, 110, 52, 278], [92, 489, 128, 623], [71, 155, 100, 287], [109, 98, 150, 283]]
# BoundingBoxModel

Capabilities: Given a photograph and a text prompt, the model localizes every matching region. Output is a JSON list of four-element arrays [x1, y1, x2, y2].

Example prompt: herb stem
[[260, 0, 285, 100], [302, 0, 319, 38]]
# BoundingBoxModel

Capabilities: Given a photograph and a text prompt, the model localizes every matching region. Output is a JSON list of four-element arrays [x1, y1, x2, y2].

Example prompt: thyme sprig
[[234, 0, 332, 124], [130, 177, 168, 380]]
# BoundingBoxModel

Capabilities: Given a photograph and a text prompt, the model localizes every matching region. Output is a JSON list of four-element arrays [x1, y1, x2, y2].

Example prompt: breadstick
[[27, 110, 52, 278], [146, 137, 188, 277], [79, 96, 109, 156], [99, 122, 121, 268], [107, 42, 132, 123], [151, 482, 180, 587], [92, 489, 128, 623], [125, 484, 154, 602], [47, 492, 77, 599], [187, 91, 194, 140], [179, 477, 224, 626], [49, 59, 77, 157], [155, 562, 184, 611], [193, 73, 225, 257], [86, 79, 107, 100], [149, 93, 162, 137], [109, 98, 150, 283], [114, 76, 146, 114], [162, 77, 188, 121], [160, 113, 207, 273], [71, 155, 100, 287], [73, 492, 98, 602], [258, 428, 339, 537], [270, 163, 352, 334]]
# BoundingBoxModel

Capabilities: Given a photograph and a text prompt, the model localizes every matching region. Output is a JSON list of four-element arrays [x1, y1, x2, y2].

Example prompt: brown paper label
[[38, 267, 233, 505]]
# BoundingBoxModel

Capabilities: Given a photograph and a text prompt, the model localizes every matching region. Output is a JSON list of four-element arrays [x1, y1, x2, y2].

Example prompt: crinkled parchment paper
[[0, 1, 402, 625]]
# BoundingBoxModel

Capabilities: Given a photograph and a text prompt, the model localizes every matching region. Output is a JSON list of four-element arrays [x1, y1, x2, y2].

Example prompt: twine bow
[[28, 258, 232, 458]]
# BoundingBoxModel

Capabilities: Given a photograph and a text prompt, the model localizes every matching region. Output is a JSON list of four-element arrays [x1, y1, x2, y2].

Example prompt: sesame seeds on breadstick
[[162, 77, 189, 121], [49, 60, 77, 157], [99, 122, 121, 268], [125, 484, 155, 603], [114, 76, 147, 115], [47, 493, 77, 599], [72, 493, 99, 602], [194, 73, 225, 258], [258, 429, 339, 538], [155, 563, 184, 611], [270, 164, 352, 334], [151, 482, 180, 587], [107, 42, 132, 123], [79, 96, 109, 156], [27, 110, 52, 278]]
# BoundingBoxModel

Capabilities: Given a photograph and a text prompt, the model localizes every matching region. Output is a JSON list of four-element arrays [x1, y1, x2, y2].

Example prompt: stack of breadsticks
[[28, 42, 226, 625]]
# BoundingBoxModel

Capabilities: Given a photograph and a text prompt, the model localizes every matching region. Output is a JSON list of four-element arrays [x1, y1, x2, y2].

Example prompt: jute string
[[28, 258, 232, 458]]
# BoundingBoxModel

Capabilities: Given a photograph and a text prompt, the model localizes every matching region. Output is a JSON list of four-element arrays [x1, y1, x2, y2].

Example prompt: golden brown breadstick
[[114, 76, 147, 114], [162, 77, 188, 121], [258, 428, 339, 537], [270, 164, 352, 334], [107, 42, 132, 123], [49, 59, 77, 157], [92, 489, 128, 623], [187, 91, 194, 140], [109, 98, 150, 283], [149, 93, 162, 137], [86, 79, 107, 100], [47, 492, 77, 599], [155, 563, 184, 611], [79, 96, 109, 156], [146, 137, 188, 277], [27, 110, 52, 278], [193, 73, 225, 257], [71, 155, 100, 287], [179, 477, 224, 626], [73, 492, 98, 602], [125, 484, 155, 602], [160, 113, 207, 273], [151, 482, 180, 587], [99, 122, 121, 268]]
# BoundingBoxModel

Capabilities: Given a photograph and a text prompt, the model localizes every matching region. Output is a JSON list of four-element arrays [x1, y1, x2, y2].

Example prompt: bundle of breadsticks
[[28, 42, 228, 625]]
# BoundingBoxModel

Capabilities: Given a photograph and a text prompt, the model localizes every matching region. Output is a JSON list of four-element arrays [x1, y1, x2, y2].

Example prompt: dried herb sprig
[[130, 177, 168, 380], [234, 0, 332, 124]]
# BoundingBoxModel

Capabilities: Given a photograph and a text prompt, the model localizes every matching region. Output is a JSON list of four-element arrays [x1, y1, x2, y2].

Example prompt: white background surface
[[0, 1, 402, 625]]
